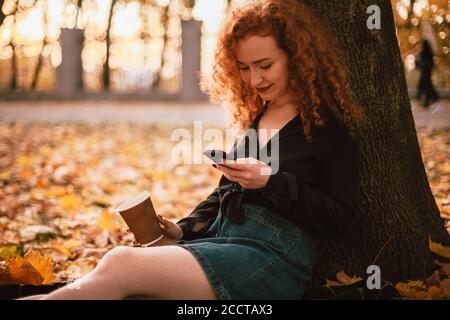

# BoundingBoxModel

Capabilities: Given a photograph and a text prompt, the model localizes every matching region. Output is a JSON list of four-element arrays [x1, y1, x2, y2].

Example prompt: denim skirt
[[175, 203, 317, 300]]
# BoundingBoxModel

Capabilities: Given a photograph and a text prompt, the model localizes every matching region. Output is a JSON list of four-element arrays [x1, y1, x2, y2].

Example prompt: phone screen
[[203, 149, 231, 165]]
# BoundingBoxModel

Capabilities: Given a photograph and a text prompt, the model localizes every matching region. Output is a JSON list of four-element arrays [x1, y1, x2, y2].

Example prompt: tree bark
[[0, 0, 5, 26], [152, 4, 169, 90], [103, 0, 117, 90], [1, 0, 17, 90], [299, 0, 449, 287]]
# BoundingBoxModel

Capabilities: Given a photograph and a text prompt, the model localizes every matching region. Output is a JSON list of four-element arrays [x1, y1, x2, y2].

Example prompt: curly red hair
[[199, 0, 365, 142]]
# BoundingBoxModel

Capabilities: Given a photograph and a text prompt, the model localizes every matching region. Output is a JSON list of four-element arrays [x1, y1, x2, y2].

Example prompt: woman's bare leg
[[17, 294, 48, 300], [23, 245, 218, 300]]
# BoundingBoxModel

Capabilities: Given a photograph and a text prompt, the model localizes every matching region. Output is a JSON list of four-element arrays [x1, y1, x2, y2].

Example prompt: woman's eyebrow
[[236, 58, 273, 65]]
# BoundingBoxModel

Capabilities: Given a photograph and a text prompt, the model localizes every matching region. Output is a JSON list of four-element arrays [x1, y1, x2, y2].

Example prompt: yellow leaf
[[20, 167, 33, 180], [413, 286, 445, 300], [336, 271, 362, 285], [97, 209, 120, 232], [55, 246, 72, 258], [8, 258, 43, 285], [35, 178, 49, 189], [429, 238, 450, 258], [323, 279, 342, 288], [428, 286, 445, 299], [22, 251, 54, 285], [0, 245, 18, 261], [395, 282, 416, 299], [406, 280, 425, 289], [39, 145, 52, 157], [0, 170, 11, 181], [46, 186, 67, 198], [17, 155, 31, 166], [63, 239, 84, 250], [61, 194, 81, 209], [176, 177, 193, 190], [6, 250, 54, 285], [439, 163, 450, 174]]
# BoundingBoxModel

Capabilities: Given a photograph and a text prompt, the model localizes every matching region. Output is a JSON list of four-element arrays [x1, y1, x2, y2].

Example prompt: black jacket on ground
[[176, 103, 362, 240]]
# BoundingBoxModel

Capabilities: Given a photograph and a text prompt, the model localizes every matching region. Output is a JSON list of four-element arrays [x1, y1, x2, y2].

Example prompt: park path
[[0, 99, 448, 129]]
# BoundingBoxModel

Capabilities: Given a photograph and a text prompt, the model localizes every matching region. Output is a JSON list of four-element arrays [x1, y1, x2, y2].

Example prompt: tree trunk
[[1, 0, 17, 90], [299, 0, 449, 287], [152, 4, 169, 89], [0, 0, 5, 25], [32, 1, 50, 90], [103, 0, 117, 90]]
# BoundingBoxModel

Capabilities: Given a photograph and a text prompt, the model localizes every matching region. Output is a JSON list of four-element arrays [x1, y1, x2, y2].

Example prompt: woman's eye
[[238, 64, 271, 71]]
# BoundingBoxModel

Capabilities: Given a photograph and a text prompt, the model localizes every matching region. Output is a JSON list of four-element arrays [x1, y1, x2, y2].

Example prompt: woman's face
[[234, 34, 292, 103]]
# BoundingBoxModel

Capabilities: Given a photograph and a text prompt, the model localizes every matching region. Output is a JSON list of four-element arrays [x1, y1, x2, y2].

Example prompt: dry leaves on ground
[[0, 122, 448, 300], [0, 122, 222, 285]]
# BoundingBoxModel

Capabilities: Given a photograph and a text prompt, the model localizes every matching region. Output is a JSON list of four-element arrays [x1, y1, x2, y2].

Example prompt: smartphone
[[203, 149, 232, 165]]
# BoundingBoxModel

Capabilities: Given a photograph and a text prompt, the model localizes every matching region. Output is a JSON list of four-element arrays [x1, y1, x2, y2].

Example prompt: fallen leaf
[[0, 245, 18, 261], [407, 280, 425, 289], [97, 210, 121, 232], [336, 271, 362, 285], [61, 194, 82, 209], [21, 251, 54, 284], [425, 270, 441, 287], [428, 286, 445, 299], [46, 186, 67, 198], [395, 283, 415, 299], [429, 238, 450, 258], [3, 250, 54, 285]]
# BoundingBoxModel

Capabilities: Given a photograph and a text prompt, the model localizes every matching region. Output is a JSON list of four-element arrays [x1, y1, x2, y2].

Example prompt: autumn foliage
[[0, 123, 448, 299]]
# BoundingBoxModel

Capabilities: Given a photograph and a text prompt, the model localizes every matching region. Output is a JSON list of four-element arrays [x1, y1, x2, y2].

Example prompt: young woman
[[20, 0, 364, 300]]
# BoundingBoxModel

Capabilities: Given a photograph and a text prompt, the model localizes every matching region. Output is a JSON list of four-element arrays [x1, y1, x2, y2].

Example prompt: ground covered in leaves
[[0, 122, 449, 299]]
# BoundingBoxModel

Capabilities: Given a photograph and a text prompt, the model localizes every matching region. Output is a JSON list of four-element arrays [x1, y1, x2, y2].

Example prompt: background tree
[[0, 0, 5, 25], [103, 0, 117, 90], [299, 0, 449, 286]]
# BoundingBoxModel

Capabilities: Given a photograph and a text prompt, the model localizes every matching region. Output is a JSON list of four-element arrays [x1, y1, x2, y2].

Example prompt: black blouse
[[176, 103, 362, 239]]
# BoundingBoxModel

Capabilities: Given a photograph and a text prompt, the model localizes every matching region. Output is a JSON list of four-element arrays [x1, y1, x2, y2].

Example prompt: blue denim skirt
[[175, 203, 317, 300]]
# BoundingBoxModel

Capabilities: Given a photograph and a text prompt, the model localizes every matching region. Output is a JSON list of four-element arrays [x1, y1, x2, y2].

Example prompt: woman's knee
[[88, 246, 135, 296], [95, 246, 132, 275]]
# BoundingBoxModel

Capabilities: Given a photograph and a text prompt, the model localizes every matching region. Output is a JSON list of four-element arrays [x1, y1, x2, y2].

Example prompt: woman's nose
[[250, 70, 264, 87]]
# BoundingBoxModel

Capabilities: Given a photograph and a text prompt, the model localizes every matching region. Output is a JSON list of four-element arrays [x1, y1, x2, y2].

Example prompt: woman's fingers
[[217, 165, 246, 181]]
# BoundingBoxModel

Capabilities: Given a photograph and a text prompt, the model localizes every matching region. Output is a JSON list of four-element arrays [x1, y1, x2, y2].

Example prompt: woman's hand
[[156, 214, 184, 241], [129, 215, 183, 247], [214, 158, 272, 189]]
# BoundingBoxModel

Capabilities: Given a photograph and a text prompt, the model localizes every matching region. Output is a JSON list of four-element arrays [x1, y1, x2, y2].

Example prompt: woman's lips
[[256, 85, 272, 94]]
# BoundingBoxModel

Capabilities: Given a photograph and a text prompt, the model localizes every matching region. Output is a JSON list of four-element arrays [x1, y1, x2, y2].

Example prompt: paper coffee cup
[[115, 191, 163, 246]]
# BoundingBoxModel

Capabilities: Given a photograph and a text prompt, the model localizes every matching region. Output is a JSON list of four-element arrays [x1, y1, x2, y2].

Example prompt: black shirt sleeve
[[260, 129, 361, 236], [175, 187, 220, 241]]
